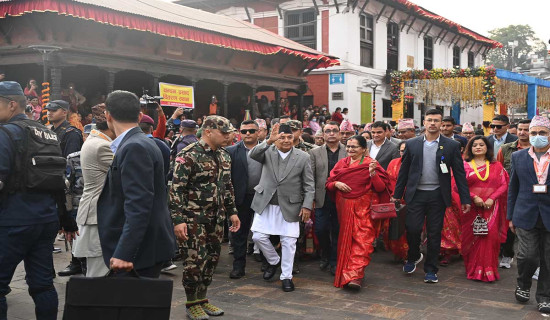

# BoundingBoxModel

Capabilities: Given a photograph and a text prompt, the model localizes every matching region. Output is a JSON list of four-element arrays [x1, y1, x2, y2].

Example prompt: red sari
[[460, 161, 509, 282], [326, 156, 392, 288], [440, 176, 462, 255], [384, 158, 408, 261]]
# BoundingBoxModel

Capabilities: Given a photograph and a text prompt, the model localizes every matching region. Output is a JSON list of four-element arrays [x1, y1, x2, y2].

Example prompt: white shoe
[[161, 263, 177, 273], [499, 256, 513, 269], [533, 267, 540, 281], [53, 247, 62, 254], [57, 233, 65, 241]]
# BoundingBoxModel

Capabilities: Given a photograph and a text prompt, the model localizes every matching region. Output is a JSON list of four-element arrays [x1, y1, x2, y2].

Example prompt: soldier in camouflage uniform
[[170, 115, 241, 320], [287, 120, 316, 152]]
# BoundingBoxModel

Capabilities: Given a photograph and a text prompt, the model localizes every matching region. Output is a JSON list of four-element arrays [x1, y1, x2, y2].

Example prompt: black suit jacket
[[226, 141, 250, 206], [393, 135, 470, 207], [97, 127, 176, 270]]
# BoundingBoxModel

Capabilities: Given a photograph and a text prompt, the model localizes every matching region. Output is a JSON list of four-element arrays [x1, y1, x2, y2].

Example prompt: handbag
[[371, 202, 397, 220], [63, 269, 173, 320], [472, 214, 489, 236]]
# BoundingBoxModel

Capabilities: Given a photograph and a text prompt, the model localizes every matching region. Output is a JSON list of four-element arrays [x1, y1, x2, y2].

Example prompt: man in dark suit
[[508, 116, 550, 314], [97, 91, 176, 278], [367, 121, 400, 170], [392, 108, 470, 283], [226, 120, 262, 279], [441, 116, 468, 150], [488, 115, 518, 159]]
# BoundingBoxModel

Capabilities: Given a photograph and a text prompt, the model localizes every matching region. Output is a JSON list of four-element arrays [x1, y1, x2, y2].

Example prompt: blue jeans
[[314, 202, 339, 267], [0, 221, 59, 320]]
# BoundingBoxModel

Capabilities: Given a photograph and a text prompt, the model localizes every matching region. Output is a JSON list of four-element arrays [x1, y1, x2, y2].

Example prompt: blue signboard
[[330, 73, 345, 85]]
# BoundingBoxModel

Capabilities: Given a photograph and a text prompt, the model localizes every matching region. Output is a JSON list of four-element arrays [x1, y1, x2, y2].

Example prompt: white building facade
[[178, 0, 499, 126]]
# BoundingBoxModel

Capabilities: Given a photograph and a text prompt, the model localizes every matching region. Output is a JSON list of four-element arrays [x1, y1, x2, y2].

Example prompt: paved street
[[5, 243, 548, 320]]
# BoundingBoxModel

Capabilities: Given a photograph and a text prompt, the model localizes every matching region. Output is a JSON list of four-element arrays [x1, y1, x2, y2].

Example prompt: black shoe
[[263, 263, 279, 280], [292, 263, 300, 275], [319, 259, 329, 270], [57, 263, 82, 277], [329, 265, 337, 276], [253, 253, 262, 262], [515, 286, 530, 302], [539, 302, 550, 314], [282, 279, 294, 292], [261, 260, 268, 272], [229, 269, 245, 279]]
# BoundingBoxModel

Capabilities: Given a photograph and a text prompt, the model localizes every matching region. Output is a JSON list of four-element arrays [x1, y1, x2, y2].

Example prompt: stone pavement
[[5, 244, 548, 320]]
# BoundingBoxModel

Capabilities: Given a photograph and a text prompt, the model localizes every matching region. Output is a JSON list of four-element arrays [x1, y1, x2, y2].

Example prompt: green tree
[[485, 24, 548, 70]]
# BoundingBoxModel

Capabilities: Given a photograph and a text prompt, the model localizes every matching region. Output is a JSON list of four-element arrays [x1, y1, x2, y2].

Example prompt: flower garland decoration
[[390, 66, 497, 105], [41, 82, 50, 125]]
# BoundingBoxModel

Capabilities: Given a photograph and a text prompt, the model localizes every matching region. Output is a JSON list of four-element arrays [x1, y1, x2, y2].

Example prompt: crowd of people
[[0, 78, 549, 320]]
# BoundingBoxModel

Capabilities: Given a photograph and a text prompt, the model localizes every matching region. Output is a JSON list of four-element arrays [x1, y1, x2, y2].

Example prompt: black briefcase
[[387, 203, 407, 241], [63, 270, 173, 320]]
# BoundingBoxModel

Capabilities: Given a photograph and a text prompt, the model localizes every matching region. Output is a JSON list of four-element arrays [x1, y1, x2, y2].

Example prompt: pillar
[[298, 93, 304, 121], [223, 83, 229, 117], [50, 67, 62, 100], [106, 70, 116, 94], [274, 89, 281, 118], [528, 84, 537, 119], [152, 74, 161, 96], [251, 87, 257, 118]]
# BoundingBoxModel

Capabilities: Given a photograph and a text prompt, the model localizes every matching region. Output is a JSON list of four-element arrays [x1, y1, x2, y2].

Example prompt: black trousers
[[516, 217, 550, 303], [500, 228, 515, 258], [314, 201, 339, 267], [405, 189, 447, 274], [232, 194, 255, 271]]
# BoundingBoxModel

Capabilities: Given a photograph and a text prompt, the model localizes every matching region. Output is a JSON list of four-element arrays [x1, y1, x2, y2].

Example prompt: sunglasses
[[490, 124, 505, 129], [323, 129, 339, 134], [240, 129, 257, 134]]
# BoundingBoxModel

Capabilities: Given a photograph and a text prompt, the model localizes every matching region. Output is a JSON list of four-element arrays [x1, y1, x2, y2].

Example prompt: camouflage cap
[[287, 120, 302, 130], [202, 115, 232, 133]]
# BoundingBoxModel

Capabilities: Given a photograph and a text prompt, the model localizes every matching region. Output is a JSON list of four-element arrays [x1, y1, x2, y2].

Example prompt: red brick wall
[[322, 10, 329, 54], [307, 74, 329, 107], [254, 16, 278, 34], [249, 2, 276, 13]]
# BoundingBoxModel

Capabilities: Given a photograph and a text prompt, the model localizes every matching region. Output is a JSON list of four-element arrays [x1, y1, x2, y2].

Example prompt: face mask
[[530, 135, 549, 149], [311, 119, 317, 122]]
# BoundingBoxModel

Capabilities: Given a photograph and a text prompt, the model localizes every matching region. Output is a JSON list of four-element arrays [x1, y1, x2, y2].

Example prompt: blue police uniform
[[0, 114, 59, 320]]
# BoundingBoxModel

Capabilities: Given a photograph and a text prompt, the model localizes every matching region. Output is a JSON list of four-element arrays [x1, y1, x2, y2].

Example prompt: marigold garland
[[390, 66, 497, 105]]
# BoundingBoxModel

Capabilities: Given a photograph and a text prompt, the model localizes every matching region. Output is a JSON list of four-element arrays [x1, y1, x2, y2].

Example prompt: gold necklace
[[470, 160, 490, 181]]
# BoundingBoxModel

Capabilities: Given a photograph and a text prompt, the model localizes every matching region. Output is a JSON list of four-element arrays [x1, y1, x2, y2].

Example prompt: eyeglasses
[[240, 129, 257, 134], [0, 95, 14, 102], [341, 131, 354, 136], [323, 129, 339, 134], [530, 131, 550, 136], [345, 145, 361, 149], [490, 124, 505, 129], [463, 132, 475, 135]]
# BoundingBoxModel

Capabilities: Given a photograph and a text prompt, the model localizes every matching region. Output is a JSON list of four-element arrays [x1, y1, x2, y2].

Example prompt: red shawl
[[326, 156, 393, 201]]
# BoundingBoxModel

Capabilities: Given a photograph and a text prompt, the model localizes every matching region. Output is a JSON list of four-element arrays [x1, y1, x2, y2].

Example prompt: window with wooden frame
[[360, 13, 374, 68], [424, 36, 433, 70], [285, 9, 317, 49]]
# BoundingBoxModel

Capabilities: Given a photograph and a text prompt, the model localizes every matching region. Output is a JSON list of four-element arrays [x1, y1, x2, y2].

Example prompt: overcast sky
[[411, 0, 549, 46]]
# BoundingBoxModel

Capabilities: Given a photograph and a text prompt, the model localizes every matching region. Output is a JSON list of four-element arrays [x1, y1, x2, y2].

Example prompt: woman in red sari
[[460, 136, 509, 282], [326, 135, 392, 290], [385, 141, 409, 262]]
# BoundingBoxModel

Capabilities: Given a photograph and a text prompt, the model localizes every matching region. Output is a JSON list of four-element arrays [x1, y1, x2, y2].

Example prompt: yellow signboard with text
[[159, 82, 194, 108]]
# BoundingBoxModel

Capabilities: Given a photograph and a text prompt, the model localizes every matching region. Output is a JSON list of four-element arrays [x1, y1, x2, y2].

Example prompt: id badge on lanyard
[[533, 158, 550, 194]]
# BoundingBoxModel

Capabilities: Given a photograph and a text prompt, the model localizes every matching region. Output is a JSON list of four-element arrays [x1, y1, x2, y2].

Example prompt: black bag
[[0, 119, 67, 192], [387, 203, 407, 241], [63, 270, 173, 320]]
